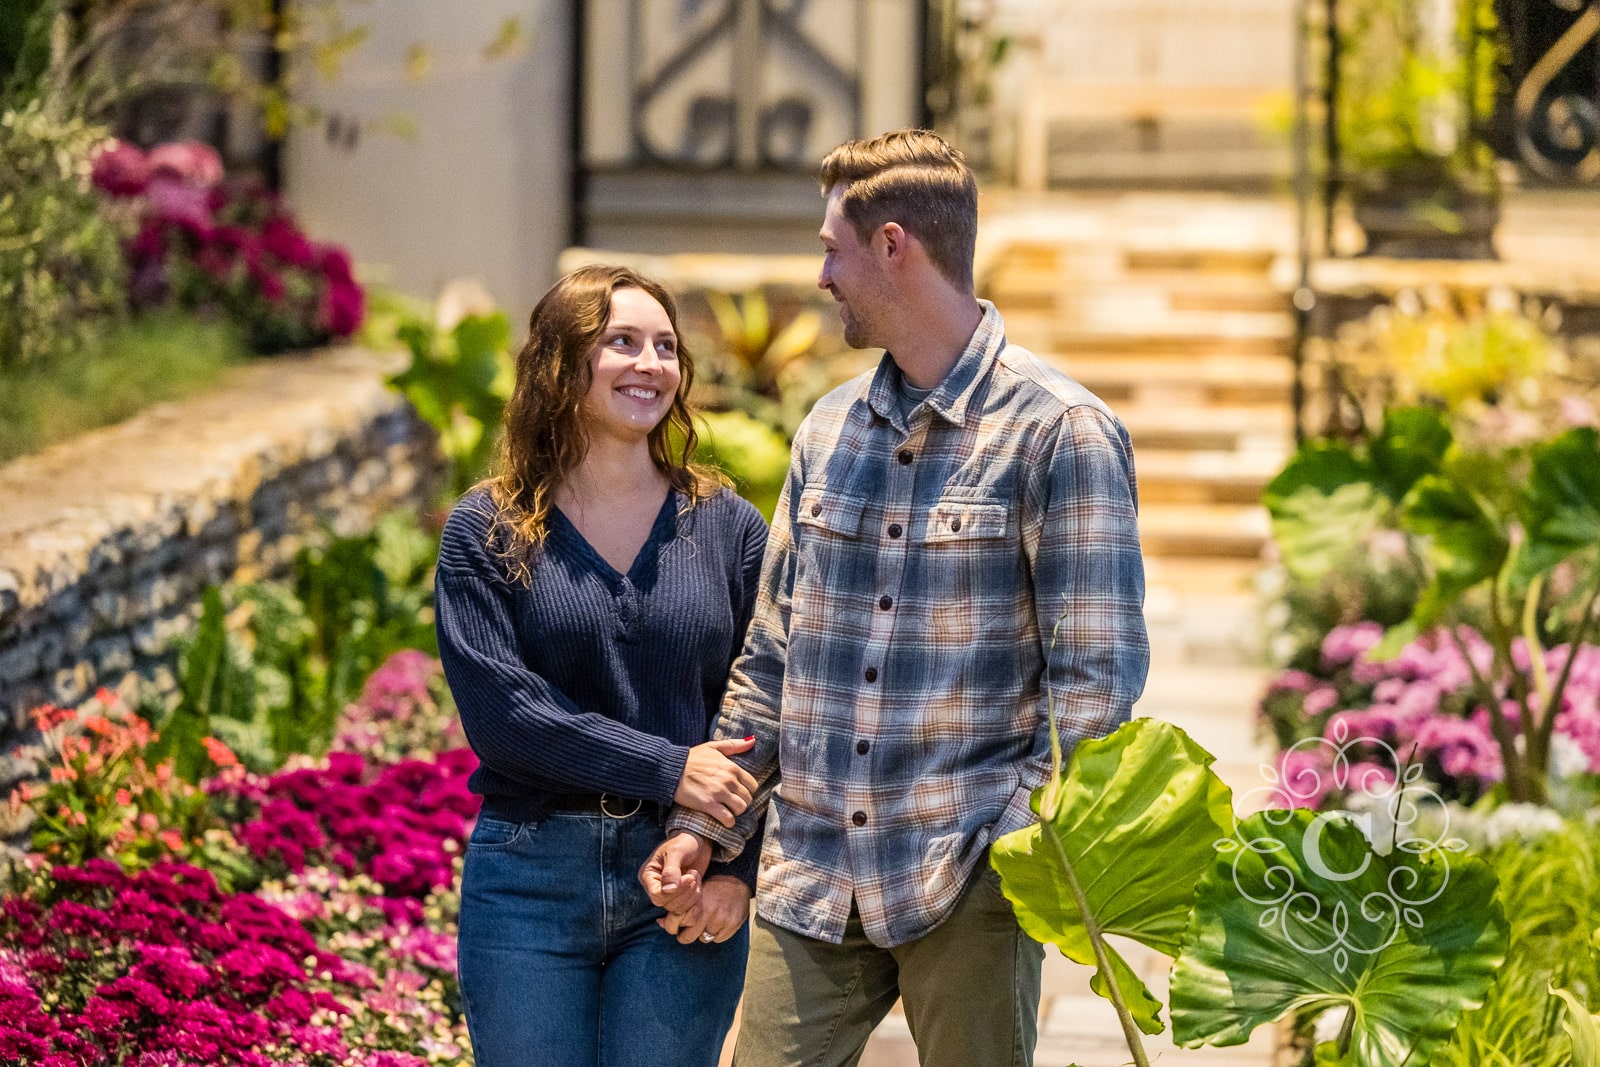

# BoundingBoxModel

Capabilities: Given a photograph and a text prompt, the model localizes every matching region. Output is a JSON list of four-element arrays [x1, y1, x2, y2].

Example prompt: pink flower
[[1322, 622, 1385, 669], [146, 142, 224, 188], [91, 140, 150, 197], [320, 275, 365, 336]]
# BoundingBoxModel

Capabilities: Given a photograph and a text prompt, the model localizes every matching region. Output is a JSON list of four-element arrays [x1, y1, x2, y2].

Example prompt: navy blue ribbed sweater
[[435, 485, 768, 887]]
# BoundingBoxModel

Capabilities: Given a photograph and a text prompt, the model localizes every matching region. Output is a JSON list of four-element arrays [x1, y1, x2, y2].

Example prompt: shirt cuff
[[667, 807, 748, 863]]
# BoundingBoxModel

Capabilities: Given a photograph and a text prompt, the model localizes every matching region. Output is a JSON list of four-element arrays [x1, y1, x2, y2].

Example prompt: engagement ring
[[700, 933, 714, 943]]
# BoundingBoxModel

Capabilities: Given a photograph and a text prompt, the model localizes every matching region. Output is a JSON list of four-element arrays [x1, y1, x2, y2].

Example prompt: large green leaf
[[990, 718, 1235, 1036], [1368, 406, 1452, 503], [1264, 442, 1387, 582], [1520, 428, 1600, 580], [1170, 809, 1507, 1066], [1399, 472, 1509, 631]]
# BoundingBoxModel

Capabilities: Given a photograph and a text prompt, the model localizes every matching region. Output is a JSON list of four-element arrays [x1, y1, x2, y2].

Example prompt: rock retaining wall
[[0, 348, 443, 785]]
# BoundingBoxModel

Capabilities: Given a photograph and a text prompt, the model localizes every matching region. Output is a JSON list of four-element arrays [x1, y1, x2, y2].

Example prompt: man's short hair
[[819, 129, 978, 292]]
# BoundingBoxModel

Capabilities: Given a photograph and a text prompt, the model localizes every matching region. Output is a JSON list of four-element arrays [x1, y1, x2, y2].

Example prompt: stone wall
[[0, 348, 444, 783]]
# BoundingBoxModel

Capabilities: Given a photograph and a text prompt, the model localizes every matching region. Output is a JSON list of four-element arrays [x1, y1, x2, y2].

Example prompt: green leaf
[[1368, 406, 1451, 503], [1399, 473, 1509, 630], [1170, 809, 1507, 1066], [1554, 986, 1600, 1067], [991, 718, 1235, 1036], [1520, 428, 1600, 581]]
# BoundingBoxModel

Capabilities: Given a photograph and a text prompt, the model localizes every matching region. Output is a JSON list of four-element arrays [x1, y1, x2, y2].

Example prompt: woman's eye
[[609, 334, 632, 348]]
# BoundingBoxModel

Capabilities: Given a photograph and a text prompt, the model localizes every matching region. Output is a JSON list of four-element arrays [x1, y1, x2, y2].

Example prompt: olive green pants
[[733, 864, 1045, 1067]]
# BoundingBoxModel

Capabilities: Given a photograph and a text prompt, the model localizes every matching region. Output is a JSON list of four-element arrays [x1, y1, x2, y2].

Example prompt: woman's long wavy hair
[[484, 264, 725, 584]]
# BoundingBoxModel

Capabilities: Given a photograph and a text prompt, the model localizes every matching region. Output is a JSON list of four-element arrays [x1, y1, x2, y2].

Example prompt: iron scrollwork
[[1513, 0, 1600, 182], [625, 0, 864, 169]]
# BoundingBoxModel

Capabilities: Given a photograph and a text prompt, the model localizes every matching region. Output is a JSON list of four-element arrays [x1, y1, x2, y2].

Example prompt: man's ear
[[877, 221, 909, 265]]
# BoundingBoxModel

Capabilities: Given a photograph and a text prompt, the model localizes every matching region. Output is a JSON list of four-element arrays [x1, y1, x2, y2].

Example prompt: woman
[[435, 265, 768, 1067]]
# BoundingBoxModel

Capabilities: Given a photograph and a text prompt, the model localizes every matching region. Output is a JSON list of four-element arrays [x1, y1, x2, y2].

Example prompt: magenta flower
[[146, 141, 224, 188]]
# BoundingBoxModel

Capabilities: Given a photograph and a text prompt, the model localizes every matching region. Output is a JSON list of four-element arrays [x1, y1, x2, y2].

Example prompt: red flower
[[90, 141, 150, 197], [260, 217, 317, 268]]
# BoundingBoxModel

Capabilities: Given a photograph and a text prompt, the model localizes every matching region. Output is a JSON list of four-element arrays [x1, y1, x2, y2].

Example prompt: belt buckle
[[599, 793, 642, 819]]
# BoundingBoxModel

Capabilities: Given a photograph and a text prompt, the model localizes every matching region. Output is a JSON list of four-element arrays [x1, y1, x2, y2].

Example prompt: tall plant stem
[[1447, 623, 1538, 804], [1535, 573, 1600, 766], [1042, 821, 1152, 1067], [1522, 576, 1551, 707]]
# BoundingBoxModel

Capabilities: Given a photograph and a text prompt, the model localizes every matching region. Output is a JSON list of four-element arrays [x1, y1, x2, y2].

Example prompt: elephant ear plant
[[991, 708, 1508, 1065], [1264, 407, 1600, 804]]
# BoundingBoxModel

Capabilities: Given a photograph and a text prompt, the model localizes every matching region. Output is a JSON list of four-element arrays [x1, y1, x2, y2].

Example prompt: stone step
[[1116, 403, 1293, 453], [1048, 353, 1293, 407], [1008, 313, 1292, 359], [1134, 449, 1283, 506], [991, 274, 1288, 316], [1140, 503, 1271, 559]]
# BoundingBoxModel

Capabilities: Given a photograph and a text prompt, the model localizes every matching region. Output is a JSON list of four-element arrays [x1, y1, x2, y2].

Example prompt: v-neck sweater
[[435, 485, 769, 886]]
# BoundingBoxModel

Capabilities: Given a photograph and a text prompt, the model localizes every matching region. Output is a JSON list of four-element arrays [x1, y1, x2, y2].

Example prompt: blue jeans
[[457, 808, 749, 1067]]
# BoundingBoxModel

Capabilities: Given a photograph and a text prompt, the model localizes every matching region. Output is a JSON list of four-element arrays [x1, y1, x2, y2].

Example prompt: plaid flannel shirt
[[670, 302, 1149, 947]]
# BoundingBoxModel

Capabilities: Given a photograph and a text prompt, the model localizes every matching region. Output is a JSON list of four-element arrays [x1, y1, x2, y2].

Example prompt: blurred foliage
[[388, 309, 514, 498], [1338, 0, 1501, 186], [1423, 821, 1599, 1066], [0, 311, 244, 465], [0, 99, 128, 372], [692, 409, 791, 521], [2, 0, 527, 147], [143, 510, 439, 778]]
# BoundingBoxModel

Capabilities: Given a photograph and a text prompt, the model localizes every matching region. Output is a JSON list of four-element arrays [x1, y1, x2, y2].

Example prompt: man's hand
[[638, 831, 712, 914], [674, 737, 759, 827], [658, 875, 752, 944]]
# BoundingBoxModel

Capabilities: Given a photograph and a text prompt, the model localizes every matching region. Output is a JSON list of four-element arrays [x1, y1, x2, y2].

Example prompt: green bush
[[693, 408, 791, 520], [0, 100, 128, 372]]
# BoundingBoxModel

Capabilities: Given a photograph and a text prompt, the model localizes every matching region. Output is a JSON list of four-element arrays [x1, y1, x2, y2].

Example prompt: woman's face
[[583, 287, 682, 443]]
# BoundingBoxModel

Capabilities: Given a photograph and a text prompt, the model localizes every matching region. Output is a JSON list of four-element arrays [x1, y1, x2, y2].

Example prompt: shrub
[[91, 138, 364, 354], [0, 100, 128, 372]]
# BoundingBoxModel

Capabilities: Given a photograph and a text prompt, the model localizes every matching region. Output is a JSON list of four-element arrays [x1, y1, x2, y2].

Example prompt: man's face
[[818, 185, 888, 349]]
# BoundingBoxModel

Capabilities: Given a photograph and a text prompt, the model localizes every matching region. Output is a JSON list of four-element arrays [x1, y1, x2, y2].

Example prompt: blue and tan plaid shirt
[[671, 302, 1149, 947]]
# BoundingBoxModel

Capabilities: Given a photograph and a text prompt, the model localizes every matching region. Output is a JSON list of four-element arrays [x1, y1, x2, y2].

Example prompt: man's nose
[[817, 262, 831, 291]]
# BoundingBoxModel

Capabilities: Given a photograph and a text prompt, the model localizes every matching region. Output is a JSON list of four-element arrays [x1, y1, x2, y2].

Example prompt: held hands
[[639, 830, 712, 914], [674, 736, 758, 828], [658, 876, 751, 945]]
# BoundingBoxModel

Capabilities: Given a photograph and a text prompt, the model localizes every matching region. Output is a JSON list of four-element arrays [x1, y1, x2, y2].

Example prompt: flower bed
[[4, 648, 479, 1065]]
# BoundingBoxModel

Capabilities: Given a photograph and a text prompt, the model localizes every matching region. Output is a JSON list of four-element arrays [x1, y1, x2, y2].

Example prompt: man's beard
[[840, 305, 870, 349]]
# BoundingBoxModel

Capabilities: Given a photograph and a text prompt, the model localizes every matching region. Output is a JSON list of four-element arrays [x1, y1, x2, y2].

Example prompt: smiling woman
[[432, 264, 771, 1067]]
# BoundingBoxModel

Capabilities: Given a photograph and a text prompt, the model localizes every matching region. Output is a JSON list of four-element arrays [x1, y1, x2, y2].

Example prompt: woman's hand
[[659, 875, 752, 945], [674, 736, 758, 827]]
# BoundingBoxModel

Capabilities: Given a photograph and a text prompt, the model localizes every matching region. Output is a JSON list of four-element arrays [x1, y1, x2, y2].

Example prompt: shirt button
[[878, 595, 893, 610], [898, 450, 913, 465], [887, 523, 903, 538], [852, 811, 867, 827], [810, 503, 822, 517], [857, 740, 870, 755], [950, 517, 962, 532], [864, 667, 878, 683]]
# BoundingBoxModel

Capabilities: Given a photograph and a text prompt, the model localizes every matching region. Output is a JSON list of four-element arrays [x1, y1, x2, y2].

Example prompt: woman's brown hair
[[484, 264, 725, 583]]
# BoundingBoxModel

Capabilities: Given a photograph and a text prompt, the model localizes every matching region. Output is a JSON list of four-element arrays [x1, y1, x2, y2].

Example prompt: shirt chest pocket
[[918, 497, 1010, 544], [797, 487, 867, 540]]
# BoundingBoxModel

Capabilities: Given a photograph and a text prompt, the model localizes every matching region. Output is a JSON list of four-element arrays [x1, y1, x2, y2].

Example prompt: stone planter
[[1351, 177, 1501, 260], [0, 348, 444, 784]]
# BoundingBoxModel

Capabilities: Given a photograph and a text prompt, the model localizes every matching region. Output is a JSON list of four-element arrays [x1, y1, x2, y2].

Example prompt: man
[[642, 129, 1149, 1066]]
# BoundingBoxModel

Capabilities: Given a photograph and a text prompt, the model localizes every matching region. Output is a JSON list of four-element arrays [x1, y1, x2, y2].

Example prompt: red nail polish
[[744, 735, 755, 742]]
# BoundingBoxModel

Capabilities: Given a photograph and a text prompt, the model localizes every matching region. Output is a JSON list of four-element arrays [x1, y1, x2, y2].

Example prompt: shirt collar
[[865, 300, 1006, 429]]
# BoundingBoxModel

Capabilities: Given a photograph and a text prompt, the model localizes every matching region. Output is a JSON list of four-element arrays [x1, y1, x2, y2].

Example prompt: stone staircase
[[977, 198, 1296, 669]]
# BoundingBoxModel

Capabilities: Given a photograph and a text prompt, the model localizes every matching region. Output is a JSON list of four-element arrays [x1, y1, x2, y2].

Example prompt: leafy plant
[[145, 511, 440, 778], [389, 310, 514, 496], [1337, 0, 1500, 186], [693, 409, 791, 520], [694, 286, 841, 439], [991, 710, 1508, 1066], [1264, 403, 1600, 804], [0, 99, 127, 371]]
